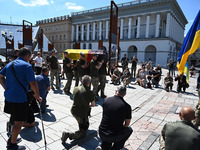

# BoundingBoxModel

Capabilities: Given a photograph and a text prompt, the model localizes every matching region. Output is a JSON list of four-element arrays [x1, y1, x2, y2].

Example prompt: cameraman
[[0, 47, 42, 150]]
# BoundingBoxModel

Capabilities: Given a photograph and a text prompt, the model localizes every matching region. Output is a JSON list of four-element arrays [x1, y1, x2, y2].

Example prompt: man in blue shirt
[[36, 67, 50, 113], [0, 47, 42, 150]]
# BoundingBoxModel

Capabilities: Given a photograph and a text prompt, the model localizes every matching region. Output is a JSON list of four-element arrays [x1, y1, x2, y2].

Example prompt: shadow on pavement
[[20, 122, 42, 142], [62, 130, 100, 150], [53, 89, 63, 94], [35, 108, 56, 122]]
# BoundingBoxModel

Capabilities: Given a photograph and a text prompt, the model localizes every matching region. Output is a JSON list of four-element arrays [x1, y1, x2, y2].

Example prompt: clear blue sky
[[0, 0, 200, 35]]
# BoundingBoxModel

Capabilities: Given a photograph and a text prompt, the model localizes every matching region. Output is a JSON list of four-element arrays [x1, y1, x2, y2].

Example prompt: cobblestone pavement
[[0, 65, 199, 150]]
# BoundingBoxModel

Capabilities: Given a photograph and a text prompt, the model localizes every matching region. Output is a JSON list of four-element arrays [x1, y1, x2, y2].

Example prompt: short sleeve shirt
[[71, 85, 94, 117], [36, 74, 50, 99], [90, 59, 99, 77], [63, 57, 72, 73], [49, 55, 58, 70], [34, 56, 43, 67], [77, 59, 86, 77], [132, 59, 138, 67], [0, 57, 35, 103], [99, 95, 132, 135]]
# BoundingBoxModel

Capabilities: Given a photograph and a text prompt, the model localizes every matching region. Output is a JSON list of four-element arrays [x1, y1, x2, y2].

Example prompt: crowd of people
[[0, 47, 200, 150]]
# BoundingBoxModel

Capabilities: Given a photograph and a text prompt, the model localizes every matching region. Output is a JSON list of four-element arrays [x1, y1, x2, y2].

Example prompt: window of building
[[60, 26, 62, 30], [56, 35, 57, 41], [60, 44, 62, 49], [49, 36, 50, 40], [64, 35, 66, 40], [56, 26, 58, 30], [45, 28, 47, 32], [49, 28, 50, 31], [60, 35, 62, 40], [52, 27, 54, 31], [52, 36, 54, 41], [64, 44, 66, 50]]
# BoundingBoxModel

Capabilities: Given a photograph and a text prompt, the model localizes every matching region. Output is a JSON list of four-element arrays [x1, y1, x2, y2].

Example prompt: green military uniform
[[77, 59, 86, 82], [98, 62, 107, 97], [90, 59, 100, 97], [48, 55, 59, 89], [73, 60, 79, 87], [113, 69, 121, 84], [160, 120, 200, 150], [193, 76, 200, 127], [164, 76, 173, 91], [63, 57, 73, 94], [69, 85, 94, 140]]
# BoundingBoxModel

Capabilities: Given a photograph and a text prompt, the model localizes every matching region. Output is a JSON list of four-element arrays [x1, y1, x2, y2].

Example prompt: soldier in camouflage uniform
[[90, 54, 102, 100], [48, 50, 60, 89], [192, 71, 200, 127], [98, 59, 107, 98], [61, 75, 95, 143], [63, 52, 73, 95], [77, 53, 88, 84]]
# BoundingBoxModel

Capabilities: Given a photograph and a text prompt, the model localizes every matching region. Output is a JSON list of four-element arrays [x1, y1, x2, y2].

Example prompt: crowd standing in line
[[1, 48, 200, 150]]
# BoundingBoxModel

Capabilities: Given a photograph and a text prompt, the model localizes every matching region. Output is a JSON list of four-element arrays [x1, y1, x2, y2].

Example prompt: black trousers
[[99, 127, 132, 150]]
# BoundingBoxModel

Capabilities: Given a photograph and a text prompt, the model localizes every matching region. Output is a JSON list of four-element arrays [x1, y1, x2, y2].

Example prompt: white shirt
[[34, 56, 43, 67]]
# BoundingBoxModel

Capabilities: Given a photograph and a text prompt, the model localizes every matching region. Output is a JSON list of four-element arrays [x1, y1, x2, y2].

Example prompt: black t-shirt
[[77, 59, 86, 77], [63, 58, 72, 73], [49, 56, 58, 70], [132, 59, 138, 67], [121, 57, 129, 66], [99, 62, 107, 75], [153, 72, 160, 81], [99, 95, 132, 135], [90, 59, 99, 77]]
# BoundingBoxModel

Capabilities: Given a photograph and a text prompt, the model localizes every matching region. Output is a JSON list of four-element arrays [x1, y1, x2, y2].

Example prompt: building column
[[145, 15, 150, 38], [87, 23, 90, 41], [165, 12, 170, 37], [71, 25, 74, 41], [136, 16, 141, 38], [155, 13, 160, 37], [99, 21, 102, 39], [86, 43, 89, 49], [81, 24, 84, 41], [106, 20, 109, 40], [76, 24, 79, 42], [93, 22, 96, 40], [128, 17, 132, 39], [81, 43, 84, 49], [120, 18, 124, 39]]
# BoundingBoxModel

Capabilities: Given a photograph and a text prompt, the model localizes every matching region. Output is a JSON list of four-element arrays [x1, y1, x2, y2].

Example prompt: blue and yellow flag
[[184, 61, 189, 83], [177, 10, 200, 74]]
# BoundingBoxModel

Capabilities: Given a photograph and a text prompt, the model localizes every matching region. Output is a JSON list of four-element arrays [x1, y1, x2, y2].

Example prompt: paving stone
[[0, 66, 199, 150]]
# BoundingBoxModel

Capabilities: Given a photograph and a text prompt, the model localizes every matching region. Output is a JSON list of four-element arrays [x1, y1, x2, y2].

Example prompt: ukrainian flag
[[184, 61, 189, 83], [177, 10, 200, 74]]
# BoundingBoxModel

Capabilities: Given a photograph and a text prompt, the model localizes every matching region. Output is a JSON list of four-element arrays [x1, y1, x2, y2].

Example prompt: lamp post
[[1, 29, 13, 61]]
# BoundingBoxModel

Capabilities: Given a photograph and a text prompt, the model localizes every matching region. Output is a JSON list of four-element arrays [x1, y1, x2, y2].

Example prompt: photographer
[[0, 47, 42, 150]]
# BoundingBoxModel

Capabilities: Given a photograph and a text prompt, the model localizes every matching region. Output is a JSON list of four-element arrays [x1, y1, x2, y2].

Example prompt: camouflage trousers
[[98, 74, 106, 94], [91, 77, 99, 96], [50, 69, 59, 88], [192, 88, 200, 127], [63, 73, 73, 92], [69, 114, 89, 140]]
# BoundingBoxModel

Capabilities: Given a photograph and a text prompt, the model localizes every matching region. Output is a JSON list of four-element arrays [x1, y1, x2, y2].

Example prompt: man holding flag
[[176, 10, 200, 127]]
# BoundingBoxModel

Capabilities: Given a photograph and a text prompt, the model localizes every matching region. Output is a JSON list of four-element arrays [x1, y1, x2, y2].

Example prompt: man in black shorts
[[0, 47, 42, 150]]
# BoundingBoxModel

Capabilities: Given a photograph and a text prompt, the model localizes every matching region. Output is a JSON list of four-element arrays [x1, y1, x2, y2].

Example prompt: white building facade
[[71, 0, 187, 67]]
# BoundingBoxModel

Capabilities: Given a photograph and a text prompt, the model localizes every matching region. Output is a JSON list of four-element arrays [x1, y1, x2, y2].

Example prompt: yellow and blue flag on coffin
[[177, 10, 200, 74], [184, 61, 189, 83]]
